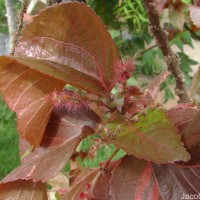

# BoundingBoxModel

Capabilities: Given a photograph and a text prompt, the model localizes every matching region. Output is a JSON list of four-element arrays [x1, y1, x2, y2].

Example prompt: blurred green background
[[0, 98, 20, 180]]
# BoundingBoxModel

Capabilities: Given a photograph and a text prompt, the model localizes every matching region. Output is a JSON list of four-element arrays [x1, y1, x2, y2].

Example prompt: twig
[[87, 148, 120, 193], [142, 0, 191, 103], [134, 44, 157, 60], [10, 0, 28, 56], [103, 148, 120, 168]]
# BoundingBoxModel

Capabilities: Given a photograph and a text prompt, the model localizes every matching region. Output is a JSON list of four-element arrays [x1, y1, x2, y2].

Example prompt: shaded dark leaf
[[91, 160, 120, 200], [92, 168, 113, 200], [109, 156, 160, 200], [153, 163, 200, 199]]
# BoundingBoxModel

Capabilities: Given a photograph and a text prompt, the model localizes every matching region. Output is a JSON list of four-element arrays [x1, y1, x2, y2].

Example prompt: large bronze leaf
[[1, 106, 99, 183], [0, 56, 65, 146], [15, 2, 122, 96]]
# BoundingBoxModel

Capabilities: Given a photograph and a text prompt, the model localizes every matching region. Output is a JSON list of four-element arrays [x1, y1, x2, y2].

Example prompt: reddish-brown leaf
[[123, 86, 147, 115], [167, 105, 199, 134], [1, 106, 99, 183], [92, 172, 113, 200], [15, 2, 122, 96], [195, 0, 200, 6], [66, 156, 200, 199], [181, 111, 200, 165], [134, 162, 161, 200], [91, 160, 120, 200], [153, 163, 200, 199], [182, 111, 200, 150], [189, 5, 200, 28], [0, 180, 47, 200], [109, 156, 160, 200], [0, 56, 65, 146]]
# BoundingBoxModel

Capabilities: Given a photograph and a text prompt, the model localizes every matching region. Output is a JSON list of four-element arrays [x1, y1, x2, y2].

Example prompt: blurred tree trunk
[[4, 0, 17, 52]]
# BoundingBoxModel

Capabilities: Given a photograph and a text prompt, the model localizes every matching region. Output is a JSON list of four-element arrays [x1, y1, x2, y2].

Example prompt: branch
[[10, 0, 28, 56], [134, 44, 157, 60], [142, 0, 191, 103], [103, 148, 120, 168]]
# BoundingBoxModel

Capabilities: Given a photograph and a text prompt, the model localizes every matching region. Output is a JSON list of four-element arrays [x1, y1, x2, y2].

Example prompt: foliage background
[[0, 98, 20, 180]]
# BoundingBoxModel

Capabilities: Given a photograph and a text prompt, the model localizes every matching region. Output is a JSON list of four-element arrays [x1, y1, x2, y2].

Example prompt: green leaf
[[100, 108, 190, 163], [181, 31, 193, 48], [170, 36, 183, 51], [109, 29, 120, 39], [181, 0, 192, 4], [178, 52, 198, 74], [163, 88, 175, 104]]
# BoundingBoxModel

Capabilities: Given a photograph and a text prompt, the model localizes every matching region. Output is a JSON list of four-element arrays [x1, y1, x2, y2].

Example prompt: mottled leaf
[[0, 56, 65, 146], [1, 106, 99, 183], [15, 3, 122, 96], [0, 180, 47, 200], [101, 108, 190, 163], [189, 5, 200, 28]]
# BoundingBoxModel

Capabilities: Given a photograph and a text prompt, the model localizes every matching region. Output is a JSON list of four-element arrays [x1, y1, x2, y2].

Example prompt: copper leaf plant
[[1, 1, 200, 199]]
